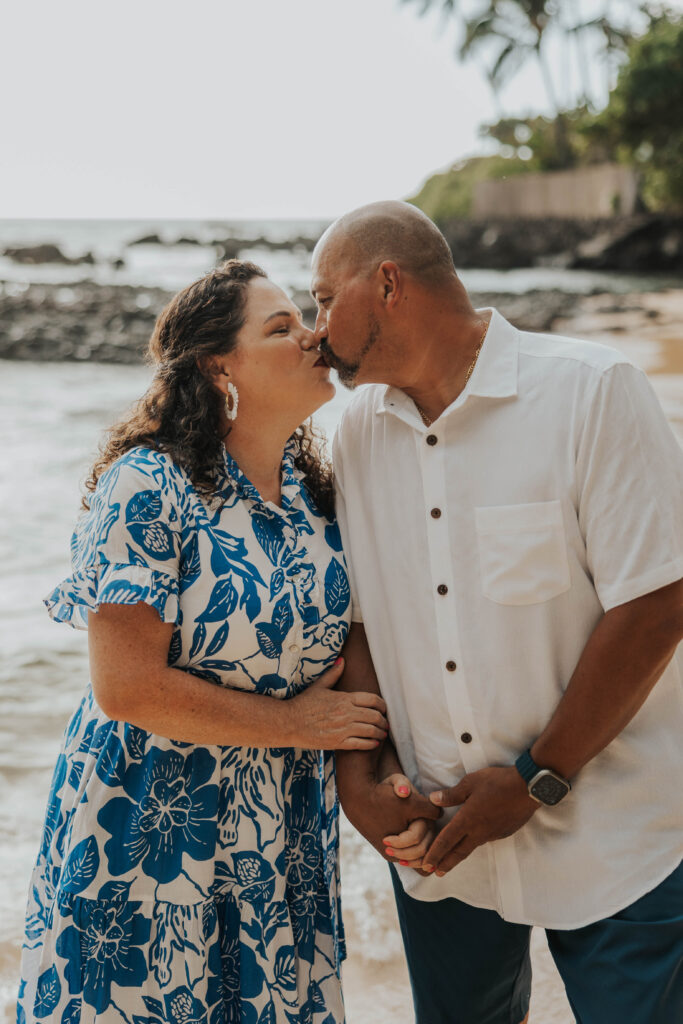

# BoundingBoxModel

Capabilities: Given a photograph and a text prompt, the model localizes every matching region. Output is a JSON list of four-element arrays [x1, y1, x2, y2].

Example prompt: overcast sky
[[2, 0, 680, 219]]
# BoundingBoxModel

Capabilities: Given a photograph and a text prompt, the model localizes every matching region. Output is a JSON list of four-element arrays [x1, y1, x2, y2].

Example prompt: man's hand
[[423, 766, 538, 876]]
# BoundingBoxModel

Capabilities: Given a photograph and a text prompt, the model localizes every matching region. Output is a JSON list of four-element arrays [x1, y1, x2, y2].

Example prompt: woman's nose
[[299, 325, 317, 349]]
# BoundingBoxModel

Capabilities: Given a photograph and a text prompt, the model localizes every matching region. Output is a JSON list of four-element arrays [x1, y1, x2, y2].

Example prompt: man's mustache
[[318, 339, 339, 366]]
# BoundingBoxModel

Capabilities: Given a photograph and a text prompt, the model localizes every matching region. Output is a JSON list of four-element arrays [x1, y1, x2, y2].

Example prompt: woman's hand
[[285, 657, 389, 749], [379, 773, 439, 872], [383, 818, 439, 872]]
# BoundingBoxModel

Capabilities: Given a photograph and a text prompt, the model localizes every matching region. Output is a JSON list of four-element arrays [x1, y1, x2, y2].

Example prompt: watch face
[[530, 771, 570, 806]]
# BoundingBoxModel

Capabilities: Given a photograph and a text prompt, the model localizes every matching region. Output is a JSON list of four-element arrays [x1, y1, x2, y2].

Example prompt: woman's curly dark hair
[[83, 260, 335, 517]]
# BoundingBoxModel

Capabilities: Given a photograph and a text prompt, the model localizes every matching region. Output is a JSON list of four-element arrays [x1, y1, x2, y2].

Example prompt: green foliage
[[408, 155, 532, 219], [588, 9, 683, 209], [480, 107, 613, 172]]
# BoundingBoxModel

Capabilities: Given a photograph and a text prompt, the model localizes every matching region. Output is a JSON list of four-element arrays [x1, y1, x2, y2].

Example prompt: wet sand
[[340, 289, 683, 1024]]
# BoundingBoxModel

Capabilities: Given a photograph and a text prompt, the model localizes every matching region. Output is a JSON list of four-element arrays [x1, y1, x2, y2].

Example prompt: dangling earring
[[225, 381, 239, 421]]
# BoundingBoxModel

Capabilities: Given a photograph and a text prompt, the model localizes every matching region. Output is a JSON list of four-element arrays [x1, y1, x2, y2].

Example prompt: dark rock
[[0, 281, 173, 363], [175, 236, 202, 245], [571, 216, 683, 271], [469, 290, 579, 333], [438, 214, 683, 272], [4, 244, 94, 266], [128, 233, 163, 246]]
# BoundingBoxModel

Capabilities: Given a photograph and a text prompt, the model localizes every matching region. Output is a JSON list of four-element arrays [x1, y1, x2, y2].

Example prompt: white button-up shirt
[[332, 309, 683, 929]]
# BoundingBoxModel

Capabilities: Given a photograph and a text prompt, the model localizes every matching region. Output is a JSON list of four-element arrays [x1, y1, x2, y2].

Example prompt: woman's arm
[[88, 602, 388, 749]]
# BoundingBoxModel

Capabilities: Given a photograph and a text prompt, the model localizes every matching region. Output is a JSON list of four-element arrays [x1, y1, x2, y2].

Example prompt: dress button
[[426, 434, 438, 446], [446, 660, 457, 672], [461, 732, 472, 744], [430, 507, 442, 519], [437, 584, 448, 595], [288, 643, 300, 654]]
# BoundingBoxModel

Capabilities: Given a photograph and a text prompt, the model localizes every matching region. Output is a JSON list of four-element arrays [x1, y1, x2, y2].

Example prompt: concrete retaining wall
[[473, 163, 639, 219]]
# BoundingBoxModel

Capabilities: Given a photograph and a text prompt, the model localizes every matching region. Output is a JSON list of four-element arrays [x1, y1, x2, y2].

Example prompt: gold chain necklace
[[414, 319, 489, 427]]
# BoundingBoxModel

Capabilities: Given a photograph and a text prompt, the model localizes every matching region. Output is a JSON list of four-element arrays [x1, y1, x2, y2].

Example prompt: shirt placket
[[418, 424, 488, 775]]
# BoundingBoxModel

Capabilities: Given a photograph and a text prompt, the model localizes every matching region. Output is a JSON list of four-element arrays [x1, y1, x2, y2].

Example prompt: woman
[[17, 260, 390, 1024]]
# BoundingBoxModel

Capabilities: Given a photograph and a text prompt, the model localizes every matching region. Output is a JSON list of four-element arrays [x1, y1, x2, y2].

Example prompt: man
[[311, 201, 683, 1024]]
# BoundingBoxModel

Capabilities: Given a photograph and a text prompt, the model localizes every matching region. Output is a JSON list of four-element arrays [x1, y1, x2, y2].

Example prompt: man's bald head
[[314, 200, 456, 286]]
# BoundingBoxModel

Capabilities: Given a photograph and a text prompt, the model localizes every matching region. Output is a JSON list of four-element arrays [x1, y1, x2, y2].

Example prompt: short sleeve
[[332, 423, 363, 623], [45, 448, 182, 629], [576, 362, 683, 611]]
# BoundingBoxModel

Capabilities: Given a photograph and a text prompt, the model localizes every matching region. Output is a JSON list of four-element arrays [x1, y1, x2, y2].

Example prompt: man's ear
[[378, 261, 401, 308]]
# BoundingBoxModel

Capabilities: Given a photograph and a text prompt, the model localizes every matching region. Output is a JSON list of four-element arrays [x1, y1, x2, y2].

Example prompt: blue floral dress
[[18, 442, 352, 1024]]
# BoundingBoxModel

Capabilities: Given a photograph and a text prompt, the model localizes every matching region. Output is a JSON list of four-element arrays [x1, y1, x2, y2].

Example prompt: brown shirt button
[[437, 584, 448, 595], [426, 434, 438, 446], [461, 732, 473, 743], [431, 507, 442, 519], [446, 660, 457, 672]]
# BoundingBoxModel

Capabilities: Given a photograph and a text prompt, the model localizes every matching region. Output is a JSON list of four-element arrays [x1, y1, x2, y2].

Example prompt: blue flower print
[[56, 899, 150, 1014], [218, 896, 265, 1004], [307, 619, 347, 652], [98, 748, 218, 884], [164, 985, 208, 1024], [231, 851, 276, 906]]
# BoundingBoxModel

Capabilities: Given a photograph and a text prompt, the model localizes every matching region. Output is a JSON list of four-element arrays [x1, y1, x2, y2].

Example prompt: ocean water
[[1, 217, 679, 296]]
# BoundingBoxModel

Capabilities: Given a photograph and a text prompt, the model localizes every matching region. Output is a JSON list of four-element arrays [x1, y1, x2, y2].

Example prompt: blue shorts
[[389, 859, 683, 1024]]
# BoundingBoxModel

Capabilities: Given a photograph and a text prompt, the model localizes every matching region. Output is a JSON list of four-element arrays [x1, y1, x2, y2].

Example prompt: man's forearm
[[334, 622, 441, 850], [531, 578, 683, 779], [334, 622, 387, 801]]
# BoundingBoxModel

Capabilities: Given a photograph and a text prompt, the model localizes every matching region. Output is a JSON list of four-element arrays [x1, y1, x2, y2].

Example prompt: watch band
[[515, 749, 541, 785]]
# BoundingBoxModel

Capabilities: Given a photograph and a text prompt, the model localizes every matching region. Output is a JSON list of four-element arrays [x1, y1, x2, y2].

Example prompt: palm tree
[[402, 0, 640, 129]]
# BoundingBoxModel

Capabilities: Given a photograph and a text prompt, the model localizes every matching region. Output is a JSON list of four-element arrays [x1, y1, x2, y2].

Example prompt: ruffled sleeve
[[45, 447, 182, 630]]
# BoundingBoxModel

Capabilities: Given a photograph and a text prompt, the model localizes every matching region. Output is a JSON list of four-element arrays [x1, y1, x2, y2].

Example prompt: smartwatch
[[514, 749, 571, 806]]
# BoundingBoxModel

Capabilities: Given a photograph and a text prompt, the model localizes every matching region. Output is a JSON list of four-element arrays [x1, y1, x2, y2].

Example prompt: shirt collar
[[220, 437, 300, 512], [377, 308, 519, 422]]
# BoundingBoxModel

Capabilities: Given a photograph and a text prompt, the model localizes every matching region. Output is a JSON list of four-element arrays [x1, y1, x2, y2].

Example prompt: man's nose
[[314, 308, 327, 342]]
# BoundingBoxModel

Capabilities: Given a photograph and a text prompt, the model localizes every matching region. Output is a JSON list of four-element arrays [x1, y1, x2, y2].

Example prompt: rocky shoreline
[[0, 280, 589, 364]]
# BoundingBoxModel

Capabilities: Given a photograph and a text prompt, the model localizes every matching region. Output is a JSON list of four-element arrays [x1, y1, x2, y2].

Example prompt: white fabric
[[332, 308, 683, 929]]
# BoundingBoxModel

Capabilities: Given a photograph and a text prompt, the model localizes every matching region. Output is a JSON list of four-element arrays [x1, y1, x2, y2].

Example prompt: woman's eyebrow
[[263, 308, 303, 324]]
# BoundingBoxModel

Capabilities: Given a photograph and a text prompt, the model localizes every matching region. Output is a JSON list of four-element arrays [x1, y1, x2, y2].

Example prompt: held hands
[[421, 766, 539, 876], [380, 774, 439, 874], [285, 657, 389, 750]]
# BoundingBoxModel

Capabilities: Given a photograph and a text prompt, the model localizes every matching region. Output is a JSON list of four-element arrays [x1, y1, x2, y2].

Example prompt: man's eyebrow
[[263, 308, 302, 325]]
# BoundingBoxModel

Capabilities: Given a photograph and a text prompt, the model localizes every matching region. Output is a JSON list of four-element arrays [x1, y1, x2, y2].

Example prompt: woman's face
[[228, 277, 334, 426]]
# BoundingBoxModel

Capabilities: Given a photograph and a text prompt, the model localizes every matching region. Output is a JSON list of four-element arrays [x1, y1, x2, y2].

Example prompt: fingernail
[[382, 838, 391, 845], [399, 860, 410, 866], [334, 656, 343, 665], [385, 847, 395, 857], [431, 791, 442, 803], [423, 864, 434, 873], [398, 786, 409, 796], [436, 870, 445, 877]]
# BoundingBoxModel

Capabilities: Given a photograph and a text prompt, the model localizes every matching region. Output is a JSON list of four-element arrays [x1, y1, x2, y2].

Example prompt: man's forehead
[[311, 240, 353, 293]]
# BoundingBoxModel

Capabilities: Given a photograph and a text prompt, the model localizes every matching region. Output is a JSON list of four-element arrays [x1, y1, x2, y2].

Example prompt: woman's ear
[[197, 354, 230, 391]]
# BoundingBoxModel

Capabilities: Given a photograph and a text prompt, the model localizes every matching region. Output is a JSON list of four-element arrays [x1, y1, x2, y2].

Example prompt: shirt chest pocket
[[474, 500, 571, 606]]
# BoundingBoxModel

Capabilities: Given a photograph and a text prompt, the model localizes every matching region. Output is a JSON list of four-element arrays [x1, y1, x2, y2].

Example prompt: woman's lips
[[313, 354, 328, 367]]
